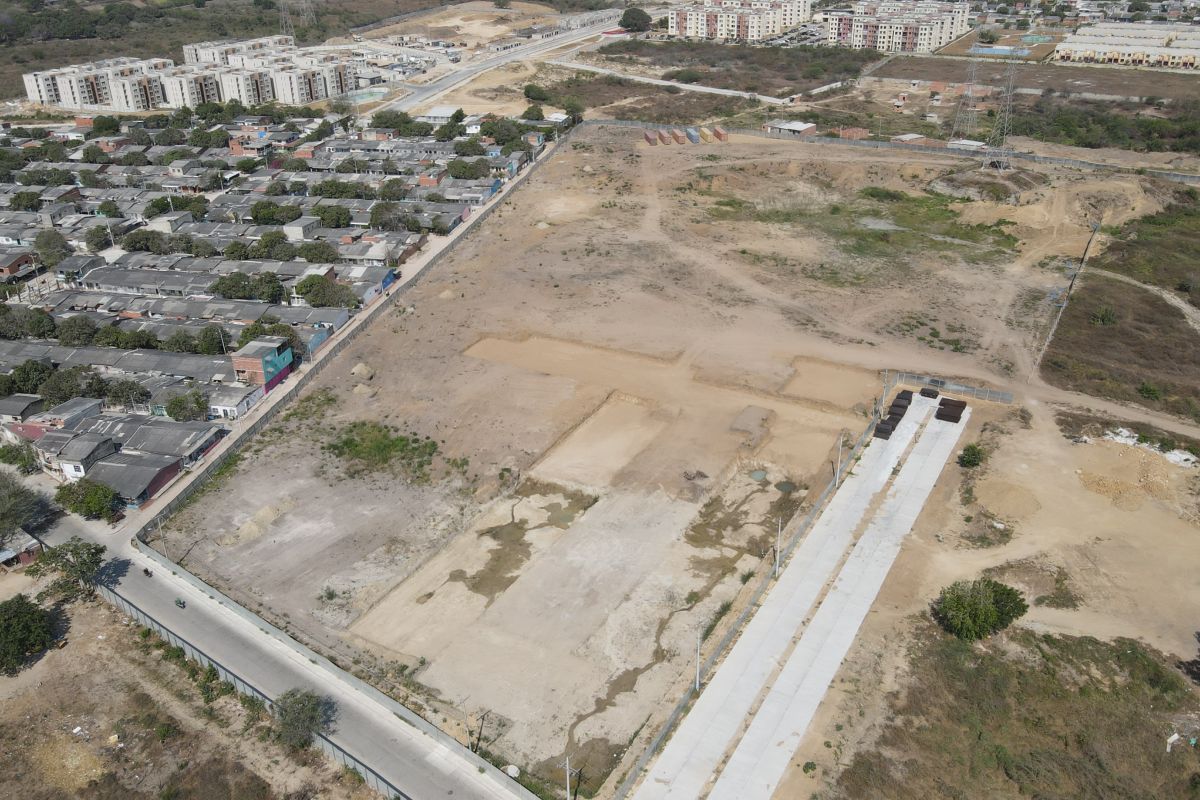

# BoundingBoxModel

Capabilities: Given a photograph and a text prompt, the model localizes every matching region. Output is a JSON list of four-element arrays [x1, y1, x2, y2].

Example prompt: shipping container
[[713, 126, 728, 142], [699, 127, 714, 142], [671, 129, 687, 144], [658, 129, 672, 145], [919, 387, 939, 399], [939, 398, 967, 409], [644, 130, 658, 145], [685, 127, 700, 144]]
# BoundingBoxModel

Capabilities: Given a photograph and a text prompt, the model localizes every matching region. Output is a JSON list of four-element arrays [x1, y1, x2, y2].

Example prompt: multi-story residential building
[[24, 38, 355, 111], [159, 67, 224, 109], [668, 0, 813, 41], [23, 58, 173, 111], [824, 1, 970, 53], [183, 36, 295, 66]]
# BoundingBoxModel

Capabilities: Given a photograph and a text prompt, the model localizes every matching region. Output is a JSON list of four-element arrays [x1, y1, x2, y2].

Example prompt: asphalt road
[[44, 511, 530, 800], [376, 18, 626, 114]]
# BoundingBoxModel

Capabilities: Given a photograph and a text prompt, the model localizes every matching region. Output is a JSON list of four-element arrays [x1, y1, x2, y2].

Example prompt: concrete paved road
[[377, 19, 624, 114], [43, 514, 530, 800], [709, 399, 968, 799], [632, 401, 934, 800]]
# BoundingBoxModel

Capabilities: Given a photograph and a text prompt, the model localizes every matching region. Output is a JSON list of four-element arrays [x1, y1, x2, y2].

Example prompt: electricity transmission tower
[[949, 57, 980, 142], [280, 1, 296, 41], [292, 0, 317, 27], [982, 58, 1017, 171]]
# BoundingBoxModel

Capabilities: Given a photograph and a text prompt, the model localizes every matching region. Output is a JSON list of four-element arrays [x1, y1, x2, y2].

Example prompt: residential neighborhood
[[0, 73, 564, 510]]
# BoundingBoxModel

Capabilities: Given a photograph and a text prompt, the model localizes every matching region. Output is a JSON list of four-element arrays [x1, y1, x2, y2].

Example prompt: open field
[[152, 126, 1193, 794], [0, 0, 436, 100], [585, 40, 879, 98], [777, 398, 1200, 798], [1088, 201, 1200, 303], [0, 575, 371, 800], [1042, 273, 1200, 423], [871, 56, 1200, 102], [338, 1, 560, 48], [535, 65, 758, 124]]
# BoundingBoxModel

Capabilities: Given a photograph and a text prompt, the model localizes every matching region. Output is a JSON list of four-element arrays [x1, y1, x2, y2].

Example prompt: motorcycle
[[174, 598, 186, 609], [143, 568, 152, 578]]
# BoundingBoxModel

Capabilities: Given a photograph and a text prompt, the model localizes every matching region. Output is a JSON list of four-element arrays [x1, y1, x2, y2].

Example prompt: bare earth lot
[[157, 126, 1197, 794], [872, 56, 1200, 102], [0, 575, 370, 800]]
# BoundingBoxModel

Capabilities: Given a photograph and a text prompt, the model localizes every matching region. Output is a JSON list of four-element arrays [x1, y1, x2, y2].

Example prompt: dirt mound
[[930, 167, 1047, 202]]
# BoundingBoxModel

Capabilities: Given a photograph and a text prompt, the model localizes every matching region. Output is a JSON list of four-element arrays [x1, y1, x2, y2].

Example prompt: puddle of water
[[749, 469, 768, 482], [775, 480, 798, 494]]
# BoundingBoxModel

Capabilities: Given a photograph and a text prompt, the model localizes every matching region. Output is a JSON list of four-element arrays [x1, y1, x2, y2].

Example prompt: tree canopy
[[26, 536, 107, 602], [933, 578, 1028, 641], [0, 594, 53, 676], [273, 688, 336, 749]]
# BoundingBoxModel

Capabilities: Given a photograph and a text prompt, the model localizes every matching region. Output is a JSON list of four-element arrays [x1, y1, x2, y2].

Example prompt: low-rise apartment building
[[1054, 23, 1200, 69]]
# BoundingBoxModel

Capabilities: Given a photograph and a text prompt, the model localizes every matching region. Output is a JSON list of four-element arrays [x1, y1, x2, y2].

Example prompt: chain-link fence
[[890, 370, 1014, 404], [96, 584, 412, 799]]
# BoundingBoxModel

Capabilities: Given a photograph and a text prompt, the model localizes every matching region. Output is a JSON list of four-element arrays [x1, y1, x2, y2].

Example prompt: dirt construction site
[[158, 125, 1200, 795]]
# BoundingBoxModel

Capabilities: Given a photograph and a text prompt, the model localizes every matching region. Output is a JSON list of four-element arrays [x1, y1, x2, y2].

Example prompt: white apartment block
[[1054, 23, 1200, 69], [183, 36, 295, 66], [23, 37, 357, 111], [824, 1, 969, 53], [23, 57, 173, 111], [669, 0, 813, 41]]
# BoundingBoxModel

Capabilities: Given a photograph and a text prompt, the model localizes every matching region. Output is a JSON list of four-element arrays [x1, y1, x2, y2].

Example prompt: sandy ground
[[414, 60, 550, 118], [775, 398, 1200, 798], [0, 591, 371, 799], [349, 1, 561, 49], [159, 126, 1193, 793]]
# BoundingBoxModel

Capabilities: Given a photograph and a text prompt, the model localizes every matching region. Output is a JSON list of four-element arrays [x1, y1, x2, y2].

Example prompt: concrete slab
[[708, 405, 969, 800], [632, 400, 935, 800]]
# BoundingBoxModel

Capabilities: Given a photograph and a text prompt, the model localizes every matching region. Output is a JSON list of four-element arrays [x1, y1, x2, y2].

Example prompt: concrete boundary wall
[[97, 583, 414, 799]]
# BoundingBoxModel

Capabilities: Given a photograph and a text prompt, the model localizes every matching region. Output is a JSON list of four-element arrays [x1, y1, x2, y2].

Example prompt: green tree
[[55, 316, 97, 346], [523, 84, 551, 102], [314, 205, 351, 228], [161, 330, 197, 353], [522, 104, 544, 121], [296, 242, 339, 263], [85, 224, 116, 253], [494, 0, 511, 7], [91, 115, 120, 136], [933, 579, 1027, 642], [165, 389, 208, 421], [0, 472, 50, 545], [0, 594, 53, 676], [620, 7, 652, 31], [0, 443, 38, 475], [562, 96, 585, 121], [8, 360, 54, 393], [27, 535, 108, 600], [236, 158, 261, 173], [39, 366, 103, 406], [196, 325, 230, 356], [80, 144, 108, 164], [957, 443, 986, 468], [294, 275, 359, 308], [210, 272, 253, 299], [447, 158, 492, 180], [379, 179, 408, 201], [273, 688, 336, 749], [9, 191, 40, 212], [97, 199, 121, 217], [105, 378, 150, 409], [453, 137, 486, 157], [34, 229, 72, 268], [251, 273, 285, 303], [224, 241, 250, 260]]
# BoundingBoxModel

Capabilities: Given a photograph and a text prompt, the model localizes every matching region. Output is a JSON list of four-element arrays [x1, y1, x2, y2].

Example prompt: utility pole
[[695, 628, 702, 692], [773, 517, 781, 578], [835, 434, 843, 485], [562, 754, 571, 800]]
